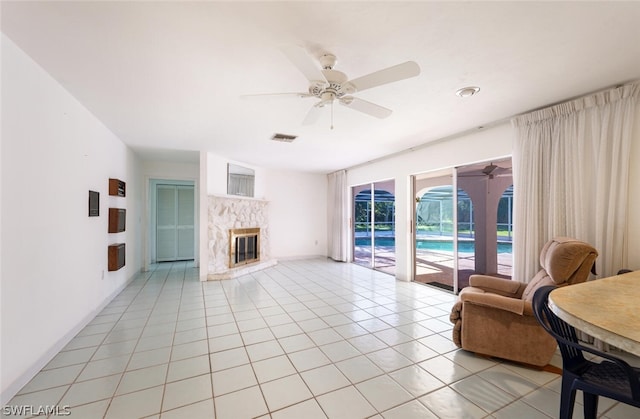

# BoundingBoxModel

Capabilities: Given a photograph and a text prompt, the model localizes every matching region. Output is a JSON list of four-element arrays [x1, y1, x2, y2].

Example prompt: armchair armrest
[[469, 274, 527, 298], [461, 291, 533, 316]]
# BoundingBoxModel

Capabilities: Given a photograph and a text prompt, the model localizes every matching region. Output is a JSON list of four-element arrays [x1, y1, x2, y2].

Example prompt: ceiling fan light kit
[[246, 46, 421, 127]]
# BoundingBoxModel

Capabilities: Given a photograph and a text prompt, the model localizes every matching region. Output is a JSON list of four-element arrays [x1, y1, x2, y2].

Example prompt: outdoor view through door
[[414, 159, 513, 292], [353, 180, 396, 275]]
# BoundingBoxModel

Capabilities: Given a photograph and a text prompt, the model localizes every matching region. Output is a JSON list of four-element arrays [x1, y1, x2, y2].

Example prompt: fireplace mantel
[[209, 193, 268, 202]]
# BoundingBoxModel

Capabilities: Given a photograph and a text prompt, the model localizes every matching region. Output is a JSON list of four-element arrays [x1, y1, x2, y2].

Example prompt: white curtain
[[511, 82, 639, 281], [327, 170, 349, 261]]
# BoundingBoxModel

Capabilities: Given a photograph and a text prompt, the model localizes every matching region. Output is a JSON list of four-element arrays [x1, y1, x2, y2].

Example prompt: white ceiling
[[2, 1, 640, 173]]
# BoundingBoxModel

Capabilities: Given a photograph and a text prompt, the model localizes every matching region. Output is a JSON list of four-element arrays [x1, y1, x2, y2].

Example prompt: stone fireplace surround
[[207, 195, 277, 280]]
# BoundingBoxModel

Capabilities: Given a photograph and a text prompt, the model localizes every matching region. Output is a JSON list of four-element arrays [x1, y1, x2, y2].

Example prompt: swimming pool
[[355, 237, 513, 253]]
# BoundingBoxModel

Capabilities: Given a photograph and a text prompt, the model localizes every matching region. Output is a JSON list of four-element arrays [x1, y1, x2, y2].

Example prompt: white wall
[[347, 109, 640, 281], [206, 153, 328, 261], [263, 169, 327, 259], [0, 35, 143, 403]]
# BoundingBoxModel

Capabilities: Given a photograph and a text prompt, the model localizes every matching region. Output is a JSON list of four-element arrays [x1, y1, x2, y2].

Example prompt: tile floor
[[6, 258, 640, 418]]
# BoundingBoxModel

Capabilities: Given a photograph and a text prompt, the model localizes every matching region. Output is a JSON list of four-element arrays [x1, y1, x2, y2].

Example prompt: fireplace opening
[[229, 228, 260, 268]]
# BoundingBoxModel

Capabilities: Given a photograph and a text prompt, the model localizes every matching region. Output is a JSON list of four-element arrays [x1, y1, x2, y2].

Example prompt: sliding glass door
[[414, 172, 458, 291], [413, 159, 513, 293], [352, 180, 396, 275]]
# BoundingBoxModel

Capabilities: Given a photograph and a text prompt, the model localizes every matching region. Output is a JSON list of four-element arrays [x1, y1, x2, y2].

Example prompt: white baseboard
[[274, 254, 327, 262], [1, 269, 141, 405]]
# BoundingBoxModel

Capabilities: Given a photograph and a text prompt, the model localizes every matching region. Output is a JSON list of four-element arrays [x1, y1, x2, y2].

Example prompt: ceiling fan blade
[[482, 163, 498, 175], [339, 96, 392, 119], [240, 92, 314, 99], [280, 46, 327, 84], [302, 103, 322, 125], [345, 61, 420, 93]]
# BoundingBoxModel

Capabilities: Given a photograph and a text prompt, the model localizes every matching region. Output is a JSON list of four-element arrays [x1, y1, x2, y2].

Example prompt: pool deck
[[354, 241, 513, 292]]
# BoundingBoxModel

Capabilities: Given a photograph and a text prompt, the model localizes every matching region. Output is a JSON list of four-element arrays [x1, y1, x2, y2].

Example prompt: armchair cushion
[[468, 275, 527, 298], [461, 289, 528, 315]]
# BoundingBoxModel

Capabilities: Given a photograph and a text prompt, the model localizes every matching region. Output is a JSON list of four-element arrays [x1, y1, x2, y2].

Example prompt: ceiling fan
[[245, 46, 421, 128], [459, 162, 513, 180]]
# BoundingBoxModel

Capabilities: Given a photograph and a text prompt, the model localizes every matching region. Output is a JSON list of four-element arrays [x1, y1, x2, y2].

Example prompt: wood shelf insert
[[109, 178, 126, 197], [108, 243, 125, 271], [108, 208, 126, 233]]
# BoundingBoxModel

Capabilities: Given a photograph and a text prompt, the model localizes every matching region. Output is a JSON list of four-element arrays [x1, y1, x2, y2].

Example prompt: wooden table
[[549, 270, 640, 357]]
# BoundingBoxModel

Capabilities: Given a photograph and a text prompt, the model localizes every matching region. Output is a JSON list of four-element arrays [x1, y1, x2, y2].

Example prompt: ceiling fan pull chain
[[331, 101, 334, 130]]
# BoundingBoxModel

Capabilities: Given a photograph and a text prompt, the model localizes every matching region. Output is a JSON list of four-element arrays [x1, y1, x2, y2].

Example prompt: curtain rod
[[345, 78, 640, 173]]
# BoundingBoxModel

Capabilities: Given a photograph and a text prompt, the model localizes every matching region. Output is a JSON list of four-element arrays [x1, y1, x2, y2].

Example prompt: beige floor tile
[[316, 386, 377, 419], [167, 354, 210, 382], [211, 364, 258, 395], [300, 364, 351, 396], [356, 375, 414, 412], [260, 374, 313, 411], [252, 355, 297, 383], [270, 399, 327, 419], [162, 374, 212, 412], [77, 354, 130, 381], [105, 385, 163, 419], [60, 374, 121, 407], [17, 364, 83, 394], [160, 398, 215, 419], [128, 346, 172, 370], [64, 399, 110, 419], [116, 364, 168, 395], [214, 385, 268, 419]]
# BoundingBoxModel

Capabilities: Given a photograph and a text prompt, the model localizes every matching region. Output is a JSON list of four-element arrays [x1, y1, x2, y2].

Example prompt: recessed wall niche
[[107, 178, 126, 272], [88, 190, 99, 216], [108, 208, 126, 233], [109, 178, 126, 197], [108, 243, 125, 271]]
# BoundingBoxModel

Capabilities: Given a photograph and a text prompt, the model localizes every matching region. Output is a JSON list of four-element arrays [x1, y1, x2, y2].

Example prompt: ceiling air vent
[[271, 133, 297, 143]]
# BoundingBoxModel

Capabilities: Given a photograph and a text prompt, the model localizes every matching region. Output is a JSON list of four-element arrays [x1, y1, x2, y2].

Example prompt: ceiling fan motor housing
[[308, 66, 353, 102]]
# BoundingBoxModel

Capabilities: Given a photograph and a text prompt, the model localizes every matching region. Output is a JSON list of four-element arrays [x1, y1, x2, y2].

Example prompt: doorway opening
[[151, 180, 196, 263]]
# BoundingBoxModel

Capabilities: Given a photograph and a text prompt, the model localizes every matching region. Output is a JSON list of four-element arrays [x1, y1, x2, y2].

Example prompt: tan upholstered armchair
[[449, 237, 598, 367]]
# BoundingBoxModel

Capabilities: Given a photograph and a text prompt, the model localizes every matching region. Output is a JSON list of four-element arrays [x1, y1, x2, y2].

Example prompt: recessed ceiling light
[[456, 86, 480, 98]]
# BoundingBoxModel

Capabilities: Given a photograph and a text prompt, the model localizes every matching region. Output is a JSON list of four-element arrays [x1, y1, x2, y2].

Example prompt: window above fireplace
[[227, 163, 255, 197]]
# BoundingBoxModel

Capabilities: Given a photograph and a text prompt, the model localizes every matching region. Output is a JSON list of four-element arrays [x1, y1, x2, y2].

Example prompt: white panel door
[[176, 185, 195, 260], [156, 184, 194, 262]]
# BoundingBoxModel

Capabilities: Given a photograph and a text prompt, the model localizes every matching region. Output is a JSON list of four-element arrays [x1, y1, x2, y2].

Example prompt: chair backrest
[[521, 237, 598, 301], [532, 286, 640, 401], [531, 286, 587, 368]]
